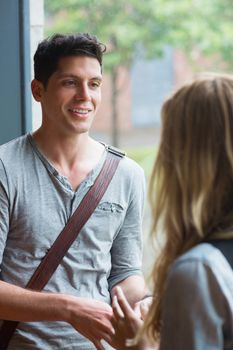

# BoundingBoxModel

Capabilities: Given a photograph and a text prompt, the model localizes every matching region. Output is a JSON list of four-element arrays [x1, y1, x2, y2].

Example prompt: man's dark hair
[[34, 33, 106, 87]]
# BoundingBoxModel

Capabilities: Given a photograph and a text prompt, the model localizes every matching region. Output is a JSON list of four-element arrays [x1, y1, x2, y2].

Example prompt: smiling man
[[0, 34, 147, 349]]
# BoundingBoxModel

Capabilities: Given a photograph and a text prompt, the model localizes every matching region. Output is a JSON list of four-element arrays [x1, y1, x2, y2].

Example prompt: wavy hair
[[143, 73, 233, 342]]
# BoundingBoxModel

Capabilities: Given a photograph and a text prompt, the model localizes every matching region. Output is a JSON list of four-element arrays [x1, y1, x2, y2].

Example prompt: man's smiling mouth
[[69, 108, 92, 114]]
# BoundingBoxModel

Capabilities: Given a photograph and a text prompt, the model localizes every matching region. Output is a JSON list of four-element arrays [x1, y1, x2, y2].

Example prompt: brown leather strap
[[0, 148, 123, 349]]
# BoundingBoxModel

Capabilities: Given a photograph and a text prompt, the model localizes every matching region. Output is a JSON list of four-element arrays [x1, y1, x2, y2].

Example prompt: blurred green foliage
[[45, 0, 233, 70], [45, 0, 175, 71], [126, 146, 157, 179], [44, 0, 233, 147]]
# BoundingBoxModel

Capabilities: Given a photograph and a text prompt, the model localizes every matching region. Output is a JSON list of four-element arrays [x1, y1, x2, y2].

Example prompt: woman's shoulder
[[176, 242, 223, 262], [168, 243, 233, 300], [174, 242, 231, 270]]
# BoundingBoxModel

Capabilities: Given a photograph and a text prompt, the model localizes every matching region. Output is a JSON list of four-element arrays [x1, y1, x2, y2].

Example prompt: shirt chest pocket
[[97, 202, 124, 214], [84, 201, 126, 243]]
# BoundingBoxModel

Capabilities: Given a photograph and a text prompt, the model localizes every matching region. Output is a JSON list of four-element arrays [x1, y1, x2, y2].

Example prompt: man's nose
[[74, 84, 91, 100]]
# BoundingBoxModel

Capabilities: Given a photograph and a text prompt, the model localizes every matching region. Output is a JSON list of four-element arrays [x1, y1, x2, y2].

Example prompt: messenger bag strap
[[0, 146, 124, 350]]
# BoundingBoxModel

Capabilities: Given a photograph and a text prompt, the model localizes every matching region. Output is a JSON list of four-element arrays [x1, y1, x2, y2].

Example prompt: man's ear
[[31, 79, 44, 101]]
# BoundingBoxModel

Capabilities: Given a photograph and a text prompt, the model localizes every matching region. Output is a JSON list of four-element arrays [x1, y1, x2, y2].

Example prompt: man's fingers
[[90, 317, 115, 335], [93, 339, 105, 350], [100, 335, 115, 348], [94, 334, 116, 350]]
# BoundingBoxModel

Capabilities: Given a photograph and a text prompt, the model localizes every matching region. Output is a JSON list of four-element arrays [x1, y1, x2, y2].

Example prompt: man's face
[[34, 55, 102, 136]]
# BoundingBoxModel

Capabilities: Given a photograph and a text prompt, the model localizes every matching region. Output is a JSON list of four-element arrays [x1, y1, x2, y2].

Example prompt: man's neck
[[32, 128, 105, 190]]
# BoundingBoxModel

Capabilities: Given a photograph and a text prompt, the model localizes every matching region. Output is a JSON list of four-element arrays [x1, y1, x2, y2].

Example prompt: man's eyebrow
[[58, 73, 102, 81], [90, 76, 102, 82]]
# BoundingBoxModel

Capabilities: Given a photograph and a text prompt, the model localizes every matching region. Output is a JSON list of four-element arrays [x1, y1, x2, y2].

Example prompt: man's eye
[[63, 80, 76, 86], [90, 81, 100, 88]]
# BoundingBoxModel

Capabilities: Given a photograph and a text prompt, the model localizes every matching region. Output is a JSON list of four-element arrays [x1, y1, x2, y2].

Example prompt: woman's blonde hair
[[144, 73, 233, 342]]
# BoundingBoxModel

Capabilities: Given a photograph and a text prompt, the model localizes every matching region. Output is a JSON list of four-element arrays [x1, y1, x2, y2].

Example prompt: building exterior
[[0, 0, 44, 144]]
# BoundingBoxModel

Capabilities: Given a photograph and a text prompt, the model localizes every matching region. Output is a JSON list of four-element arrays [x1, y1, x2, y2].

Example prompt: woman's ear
[[31, 79, 44, 102]]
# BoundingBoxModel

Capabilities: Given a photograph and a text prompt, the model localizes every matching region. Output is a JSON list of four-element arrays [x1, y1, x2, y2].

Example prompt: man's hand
[[0, 281, 115, 350], [67, 297, 115, 350]]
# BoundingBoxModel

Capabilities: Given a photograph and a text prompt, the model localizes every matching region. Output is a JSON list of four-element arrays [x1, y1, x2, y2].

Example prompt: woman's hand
[[134, 296, 153, 320], [111, 287, 155, 350]]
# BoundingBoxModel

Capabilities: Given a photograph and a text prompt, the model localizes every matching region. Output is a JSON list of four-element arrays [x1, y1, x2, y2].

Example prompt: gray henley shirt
[[0, 134, 146, 349]]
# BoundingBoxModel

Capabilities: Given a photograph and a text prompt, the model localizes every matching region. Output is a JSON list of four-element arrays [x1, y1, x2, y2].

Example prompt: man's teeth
[[70, 109, 90, 114]]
